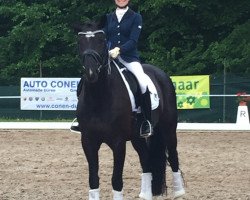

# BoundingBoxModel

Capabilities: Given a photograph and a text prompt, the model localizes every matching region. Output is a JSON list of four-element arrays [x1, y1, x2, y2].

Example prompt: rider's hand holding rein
[[109, 47, 120, 59]]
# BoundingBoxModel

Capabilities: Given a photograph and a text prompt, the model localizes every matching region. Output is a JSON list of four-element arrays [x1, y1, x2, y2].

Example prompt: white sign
[[20, 78, 81, 110], [236, 105, 250, 124]]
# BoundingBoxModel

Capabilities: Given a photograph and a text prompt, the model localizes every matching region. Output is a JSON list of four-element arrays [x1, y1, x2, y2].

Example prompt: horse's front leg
[[131, 137, 152, 200], [81, 134, 101, 200], [108, 139, 126, 200]]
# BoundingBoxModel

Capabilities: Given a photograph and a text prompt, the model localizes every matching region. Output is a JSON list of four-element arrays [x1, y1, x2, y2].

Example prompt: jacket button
[[117, 33, 120, 35], [117, 25, 120, 28], [118, 41, 121, 44]]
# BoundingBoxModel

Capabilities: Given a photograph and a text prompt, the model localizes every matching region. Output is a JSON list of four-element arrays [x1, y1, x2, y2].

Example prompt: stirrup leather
[[140, 120, 153, 138]]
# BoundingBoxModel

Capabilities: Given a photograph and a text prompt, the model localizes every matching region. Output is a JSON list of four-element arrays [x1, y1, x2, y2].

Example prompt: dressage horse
[[74, 20, 185, 200]]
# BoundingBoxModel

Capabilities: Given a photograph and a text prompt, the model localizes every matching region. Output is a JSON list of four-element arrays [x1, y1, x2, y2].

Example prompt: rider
[[71, 0, 152, 136], [104, 0, 152, 136]]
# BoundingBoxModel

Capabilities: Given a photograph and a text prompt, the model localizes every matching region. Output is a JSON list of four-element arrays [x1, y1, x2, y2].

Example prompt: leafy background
[[0, 0, 249, 85]]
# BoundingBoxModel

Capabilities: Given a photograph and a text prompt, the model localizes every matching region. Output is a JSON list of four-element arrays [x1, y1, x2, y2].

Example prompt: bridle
[[78, 30, 109, 73]]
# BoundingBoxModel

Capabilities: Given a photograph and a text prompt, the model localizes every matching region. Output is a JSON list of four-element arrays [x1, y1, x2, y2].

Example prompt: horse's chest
[[81, 110, 114, 131], [86, 117, 110, 131]]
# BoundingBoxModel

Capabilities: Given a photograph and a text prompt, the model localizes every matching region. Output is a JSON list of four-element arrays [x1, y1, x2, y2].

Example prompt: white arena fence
[[0, 122, 249, 131], [0, 95, 249, 131]]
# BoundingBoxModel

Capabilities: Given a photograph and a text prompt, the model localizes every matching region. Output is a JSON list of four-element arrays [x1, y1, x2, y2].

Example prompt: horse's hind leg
[[165, 124, 179, 172], [165, 124, 185, 199], [81, 134, 101, 199]]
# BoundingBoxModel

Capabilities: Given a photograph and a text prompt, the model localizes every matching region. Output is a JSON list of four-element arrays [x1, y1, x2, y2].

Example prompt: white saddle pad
[[113, 61, 159, 112]]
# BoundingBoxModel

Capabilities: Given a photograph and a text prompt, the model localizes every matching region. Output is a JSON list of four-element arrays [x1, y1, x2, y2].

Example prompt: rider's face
[[115, 0, 129, 8]]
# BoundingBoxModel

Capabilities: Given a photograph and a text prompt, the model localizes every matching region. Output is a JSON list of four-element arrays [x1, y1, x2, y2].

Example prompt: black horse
[[74, 20, 185, 200]]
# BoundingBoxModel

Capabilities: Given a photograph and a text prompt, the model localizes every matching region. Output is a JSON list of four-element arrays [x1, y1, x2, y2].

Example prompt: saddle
[[117, 61, 141, 108], [112, 60, 159, 113], [113, 60, 160, 136]]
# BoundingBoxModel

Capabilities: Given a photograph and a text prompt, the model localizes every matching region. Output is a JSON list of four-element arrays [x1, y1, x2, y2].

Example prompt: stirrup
[[140, 120, 153, 138], [70, 118, 81, 133]]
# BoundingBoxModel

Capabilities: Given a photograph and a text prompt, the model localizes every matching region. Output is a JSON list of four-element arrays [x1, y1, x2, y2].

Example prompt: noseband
[[82, 49, 104, 72], [78, 30, 108, 73]]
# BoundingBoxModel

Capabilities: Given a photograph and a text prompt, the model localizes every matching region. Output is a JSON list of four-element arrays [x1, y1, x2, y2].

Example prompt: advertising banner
[[20, 78, 80, 110], [20, 76, 210, 110], [170, 75, 210, 109]]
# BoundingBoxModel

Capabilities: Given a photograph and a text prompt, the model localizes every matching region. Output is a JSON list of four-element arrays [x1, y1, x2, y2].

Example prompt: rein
[[82, 49, 104, 72]]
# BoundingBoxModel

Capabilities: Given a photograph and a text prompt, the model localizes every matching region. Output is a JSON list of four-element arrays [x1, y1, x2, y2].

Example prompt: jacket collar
[[112, 8, 135, 22]]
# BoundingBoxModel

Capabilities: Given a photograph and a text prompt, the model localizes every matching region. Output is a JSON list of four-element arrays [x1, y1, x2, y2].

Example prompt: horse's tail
[[149, 129, 167, 196]]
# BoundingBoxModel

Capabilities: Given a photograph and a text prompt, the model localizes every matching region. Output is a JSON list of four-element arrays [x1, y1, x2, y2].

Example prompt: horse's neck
[[84, 72, 111, 104], [83, 64, 126, 109]]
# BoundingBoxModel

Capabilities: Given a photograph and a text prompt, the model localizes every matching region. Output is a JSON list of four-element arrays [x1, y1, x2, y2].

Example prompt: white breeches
[[118, 57, 148, 94]]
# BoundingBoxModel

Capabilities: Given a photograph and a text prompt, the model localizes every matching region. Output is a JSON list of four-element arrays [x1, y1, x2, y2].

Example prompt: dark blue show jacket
[[104, 8, 142, 63]]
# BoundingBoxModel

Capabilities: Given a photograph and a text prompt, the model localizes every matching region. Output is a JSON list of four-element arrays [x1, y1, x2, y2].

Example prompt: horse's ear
[[72, 22, 83, 33], [97, 15, 107, 29]]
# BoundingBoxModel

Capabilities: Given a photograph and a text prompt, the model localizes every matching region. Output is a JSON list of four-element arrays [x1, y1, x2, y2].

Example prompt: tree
[[0, 0, 116, 85], [0, 0, 249, 85], [204, 21, 250, 74], [138, 0, 250, 75]]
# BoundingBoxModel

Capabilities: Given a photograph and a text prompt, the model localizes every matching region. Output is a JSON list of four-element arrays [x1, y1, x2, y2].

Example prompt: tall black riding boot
[[140, 88, 153, 137], [77, 77, 84, 98], [70, 77, 84, 133]]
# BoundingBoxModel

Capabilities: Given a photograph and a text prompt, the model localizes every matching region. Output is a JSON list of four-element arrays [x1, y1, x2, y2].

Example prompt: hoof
[[173, 189, 185, 199], [152, 195, 164, 200], [139, 192, 153, 200]]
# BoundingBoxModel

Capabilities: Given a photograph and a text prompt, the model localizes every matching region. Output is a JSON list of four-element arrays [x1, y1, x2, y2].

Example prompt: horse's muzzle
[[86, 68, 98, 83]]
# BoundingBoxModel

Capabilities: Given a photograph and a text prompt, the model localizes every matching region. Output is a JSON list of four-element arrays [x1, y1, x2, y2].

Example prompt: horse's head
[[74, 19, 108, 83]]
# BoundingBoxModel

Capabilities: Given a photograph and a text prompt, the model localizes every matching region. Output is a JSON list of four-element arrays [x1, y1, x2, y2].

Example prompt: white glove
[[109, 47, 120, 59]]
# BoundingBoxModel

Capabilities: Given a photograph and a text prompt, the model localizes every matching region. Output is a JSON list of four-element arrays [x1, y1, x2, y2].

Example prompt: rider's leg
[[118, 58, 152, 136], [70, 77, 84, 133], [140, 88, 152, 136], [118, 59, 147, 94]]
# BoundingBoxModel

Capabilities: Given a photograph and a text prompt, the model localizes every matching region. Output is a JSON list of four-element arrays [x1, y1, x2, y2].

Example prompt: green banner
[[171, 75, 210, 109]]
